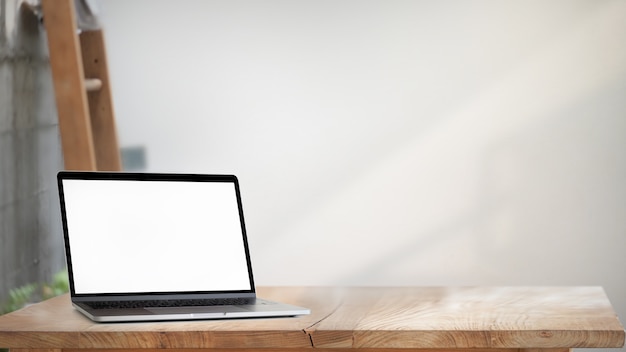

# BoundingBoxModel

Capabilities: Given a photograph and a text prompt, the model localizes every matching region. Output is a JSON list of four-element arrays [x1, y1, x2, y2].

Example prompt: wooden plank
[[79, 29, 122, 171], [77, 331, 311, 349], [41, 0, 96, 171], [0, 288, 623, 350], [520, 349, 570, 352], [61, 349, 569, 352], [11, 349, 62, 352], [309, 287, 625, 349], [0, 295, 82, 349], [0, 288, 330, 349]]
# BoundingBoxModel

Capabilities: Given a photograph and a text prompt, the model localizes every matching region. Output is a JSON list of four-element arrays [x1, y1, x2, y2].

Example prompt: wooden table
[[0, 287, 624, 352]]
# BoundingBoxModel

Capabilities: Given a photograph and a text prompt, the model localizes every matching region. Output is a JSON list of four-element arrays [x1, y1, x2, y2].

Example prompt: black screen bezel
[[57, 171, 257, 300]]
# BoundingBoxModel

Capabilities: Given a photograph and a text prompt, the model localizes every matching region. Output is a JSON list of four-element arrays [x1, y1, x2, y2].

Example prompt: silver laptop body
[[57, 171, 310, 322]]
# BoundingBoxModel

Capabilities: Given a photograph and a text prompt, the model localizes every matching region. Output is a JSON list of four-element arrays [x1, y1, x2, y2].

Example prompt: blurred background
[[1, 1, 625, 350]]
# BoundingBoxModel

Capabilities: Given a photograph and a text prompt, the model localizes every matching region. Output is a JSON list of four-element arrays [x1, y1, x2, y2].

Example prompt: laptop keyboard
[[84, 297, 255, 310]]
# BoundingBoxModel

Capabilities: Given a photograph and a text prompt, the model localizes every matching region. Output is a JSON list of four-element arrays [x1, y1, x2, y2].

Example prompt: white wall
[[98, 0, 626, 341]]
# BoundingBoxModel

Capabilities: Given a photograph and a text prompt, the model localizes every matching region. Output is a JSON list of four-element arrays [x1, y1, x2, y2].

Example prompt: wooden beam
[[42, 0, 96, 171], [80, 29, 122, 171]]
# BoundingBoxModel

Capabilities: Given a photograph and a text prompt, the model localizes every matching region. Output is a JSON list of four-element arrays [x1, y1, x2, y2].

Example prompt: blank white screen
[[62, 179, 252, 294]]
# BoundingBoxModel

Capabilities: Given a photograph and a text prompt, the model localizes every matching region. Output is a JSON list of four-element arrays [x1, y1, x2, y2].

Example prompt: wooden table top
[[0, 286, 623, 350]]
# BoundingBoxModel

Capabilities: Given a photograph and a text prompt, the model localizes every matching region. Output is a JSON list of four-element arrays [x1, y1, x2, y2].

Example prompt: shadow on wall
[[338, 78, 626, 286]]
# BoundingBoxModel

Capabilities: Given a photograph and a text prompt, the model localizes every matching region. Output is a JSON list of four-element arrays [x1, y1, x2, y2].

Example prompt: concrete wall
[[0, 0, 65, 304]]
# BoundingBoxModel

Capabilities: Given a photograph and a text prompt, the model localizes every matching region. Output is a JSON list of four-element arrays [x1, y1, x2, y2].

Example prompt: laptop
[[57, 171, 310, 322]]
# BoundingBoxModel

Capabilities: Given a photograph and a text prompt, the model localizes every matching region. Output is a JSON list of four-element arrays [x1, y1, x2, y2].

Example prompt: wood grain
[[0, 287, 623, 350], [61, 349, 570, 352], [79, 29, 122, 171], [308, 287, 625, 349], [41, 0, 97, 171], [11, 348, 62, 352]]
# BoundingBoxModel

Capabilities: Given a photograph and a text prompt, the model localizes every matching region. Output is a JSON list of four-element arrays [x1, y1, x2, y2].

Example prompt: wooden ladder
[[41, 0, 121, 171]]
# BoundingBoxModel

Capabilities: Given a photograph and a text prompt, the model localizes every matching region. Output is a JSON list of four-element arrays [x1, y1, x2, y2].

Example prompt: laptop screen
[[58, 173, 254, 296]]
